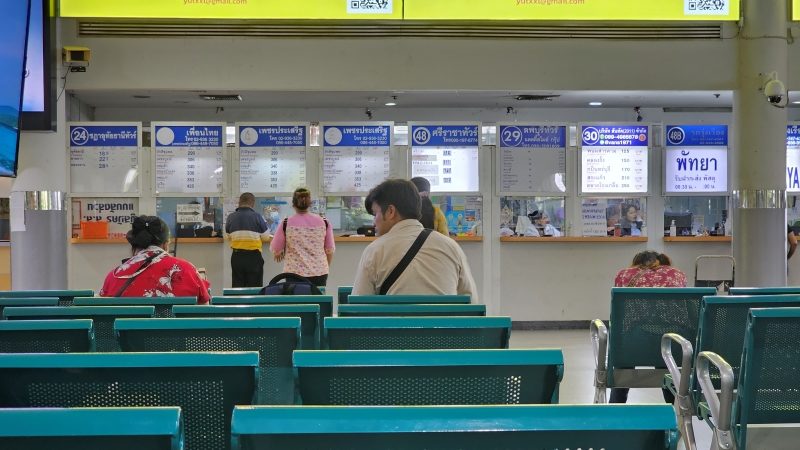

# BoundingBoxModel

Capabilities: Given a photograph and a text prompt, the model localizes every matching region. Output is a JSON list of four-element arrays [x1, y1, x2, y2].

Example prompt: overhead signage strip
[[404, 0, 740, 21], [61, 0, 739, 20], [60, 0, 402, 20]]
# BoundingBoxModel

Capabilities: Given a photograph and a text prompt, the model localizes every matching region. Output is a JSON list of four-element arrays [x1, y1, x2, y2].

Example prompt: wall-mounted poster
[[410, 124, 480, 192], [70, 197, 139, 239], [788, 124, 800, 193], [152, 122, 224, 194], [238, 123, 307, 194], [664, 125, 728, 194], [580, 124, 648, 194], [497, 124, 566, 194], [322, 123, 392, 193], [69, 123, 140, 193]]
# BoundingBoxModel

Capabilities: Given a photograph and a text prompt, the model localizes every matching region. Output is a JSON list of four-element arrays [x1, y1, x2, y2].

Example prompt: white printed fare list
[[238, 124, 307, 193], [581, 125, 649, 194], [69, 123, 140, 193], [153, 123, 224, 194], [411, 124, 480, 192], [498, 124, 567, 194], [322, 123, 392, 193]]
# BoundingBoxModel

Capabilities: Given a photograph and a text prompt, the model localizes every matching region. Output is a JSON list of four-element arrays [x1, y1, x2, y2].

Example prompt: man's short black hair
[[365, 179, 421, 221]]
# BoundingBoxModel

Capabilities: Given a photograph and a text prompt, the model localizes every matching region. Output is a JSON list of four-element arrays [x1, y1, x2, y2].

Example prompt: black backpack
[[259, 272, 323, 296]]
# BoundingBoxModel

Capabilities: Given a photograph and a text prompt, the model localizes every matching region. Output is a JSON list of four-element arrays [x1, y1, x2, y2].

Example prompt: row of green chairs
[[0, 404, 679, 450], [660, 291, 800, 450], [0, 348, 564, 449]]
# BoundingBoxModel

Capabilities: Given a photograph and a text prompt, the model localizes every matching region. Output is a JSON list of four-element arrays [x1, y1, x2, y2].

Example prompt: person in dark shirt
[[225, 193, 269, 287]]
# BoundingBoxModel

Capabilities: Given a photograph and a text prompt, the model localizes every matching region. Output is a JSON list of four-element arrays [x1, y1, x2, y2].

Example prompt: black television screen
[[20, 0, 55, 131], [0, 0, 32, 177]]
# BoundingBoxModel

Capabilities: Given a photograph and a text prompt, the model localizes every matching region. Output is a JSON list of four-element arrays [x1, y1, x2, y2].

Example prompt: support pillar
[[732, 0, 789, 286]]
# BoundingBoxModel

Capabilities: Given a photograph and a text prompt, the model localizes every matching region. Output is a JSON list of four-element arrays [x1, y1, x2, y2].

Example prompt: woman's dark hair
[[292, 188, 312, 211], [364, 179, 421, 220], [631, 250, 660, 269], [126, 216, 169, 250], [657, 253, 672, 266], [419, 197, 435, 229], [410, 177, 431, 193]]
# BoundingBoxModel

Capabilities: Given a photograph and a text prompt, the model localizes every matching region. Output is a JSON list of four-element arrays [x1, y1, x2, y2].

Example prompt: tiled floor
[[510, 329, 712, 449]]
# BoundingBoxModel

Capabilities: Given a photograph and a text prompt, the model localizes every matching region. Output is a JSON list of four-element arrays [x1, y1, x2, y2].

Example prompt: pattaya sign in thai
[[60, 0, 401, 19], [404, 0, 738, 21], [664, 125, 728, 194]]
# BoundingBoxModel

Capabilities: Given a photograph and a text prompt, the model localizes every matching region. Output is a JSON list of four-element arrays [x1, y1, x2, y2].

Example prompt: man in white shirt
[[352, 179, 478, 300]]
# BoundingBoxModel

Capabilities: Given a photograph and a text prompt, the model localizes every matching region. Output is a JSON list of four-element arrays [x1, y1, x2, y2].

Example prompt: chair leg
[[673, 394, 697, 450]]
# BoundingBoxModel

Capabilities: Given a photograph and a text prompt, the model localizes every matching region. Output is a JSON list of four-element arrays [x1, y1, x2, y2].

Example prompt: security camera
[[762, 72, 787, 106]]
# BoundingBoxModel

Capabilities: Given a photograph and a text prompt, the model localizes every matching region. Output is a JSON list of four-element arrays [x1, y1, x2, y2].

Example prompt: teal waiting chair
[[116, 317, 301, 404], [223, 287, 325, 295], [337, 286, 353, 305], [337, 303, 486, 317], [324, 316, 510, 350], [0, 298, 58, 318], [661, 294, 800, 450], [591, 287, 715, 403], [0, 351, 258, 450], [294, 349, 563, 405], [728, 286, 800, 296], [696, 308, 800, 450], [0, 290, 94, 306], [0, 319, 94, 352], [231, 404, 678, 450], [0, 407, 184, 450], [347, 294, 470, 304], [212, 295, 333, 320], [3, 306, 154, 352], [74, 296, 197, 317], [173, 304, 320, 349]]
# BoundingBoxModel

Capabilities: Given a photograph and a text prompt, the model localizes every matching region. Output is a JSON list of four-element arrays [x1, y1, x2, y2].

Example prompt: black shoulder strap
[[113, 252, 161, 297], [379, 229, 432, 295], [282, 218, 288, 252]]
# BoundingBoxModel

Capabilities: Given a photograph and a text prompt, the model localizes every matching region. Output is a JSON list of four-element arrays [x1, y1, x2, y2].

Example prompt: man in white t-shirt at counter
[[352, 179, 478, 300]]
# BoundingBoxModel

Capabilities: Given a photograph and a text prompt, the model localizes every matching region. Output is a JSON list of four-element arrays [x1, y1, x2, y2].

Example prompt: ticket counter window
[[787, 195, 800, 231], [580, 197, 647, 237], [430, 195, 482, 237], [156, 197, 222, 239], [324, 196, 369, 235], [664, 196, 728, 236], [71, 198, 140, 239], [0, 198, 8, 241], [500, 197, 564, 237]]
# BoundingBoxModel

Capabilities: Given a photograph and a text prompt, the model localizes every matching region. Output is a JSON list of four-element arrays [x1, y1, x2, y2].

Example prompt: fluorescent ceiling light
[[793, 100, 800, 105], [385, 102, 397, 106], [589, 101, 603, 106]]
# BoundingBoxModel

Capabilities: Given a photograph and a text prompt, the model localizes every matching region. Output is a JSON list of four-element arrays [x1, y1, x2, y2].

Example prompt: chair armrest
[[590, 319, 608, 374], [696, 351, 735, 443], [661, 333, 693, 397]]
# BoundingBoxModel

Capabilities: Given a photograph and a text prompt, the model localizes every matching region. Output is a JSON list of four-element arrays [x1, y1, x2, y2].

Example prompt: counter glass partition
[[580, 197, 647, 237], [156, 196, 222, 239], [664, 196, 728, 236], [71, 197, 140, 239], [500, 196, 565, 237]]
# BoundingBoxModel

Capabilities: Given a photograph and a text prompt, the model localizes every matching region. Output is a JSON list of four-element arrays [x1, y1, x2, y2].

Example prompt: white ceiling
[[68, 89, 786, 109]]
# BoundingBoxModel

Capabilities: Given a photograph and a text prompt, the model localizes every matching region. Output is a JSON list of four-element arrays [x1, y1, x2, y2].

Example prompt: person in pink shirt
[[269, 188, 335, 287]]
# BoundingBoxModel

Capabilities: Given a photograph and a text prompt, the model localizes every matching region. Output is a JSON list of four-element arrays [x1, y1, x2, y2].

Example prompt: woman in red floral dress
[[100, 216, 210, 304]]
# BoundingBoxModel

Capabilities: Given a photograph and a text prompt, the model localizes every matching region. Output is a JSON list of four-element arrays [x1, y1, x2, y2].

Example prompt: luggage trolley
[[694, 255, 735, 293]]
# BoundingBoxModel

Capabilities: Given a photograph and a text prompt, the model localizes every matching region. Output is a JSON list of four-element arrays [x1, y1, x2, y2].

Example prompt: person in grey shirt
[[352, 179, 478, 300]]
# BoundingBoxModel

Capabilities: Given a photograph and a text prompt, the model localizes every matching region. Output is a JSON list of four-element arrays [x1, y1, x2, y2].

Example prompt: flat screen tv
[[20, 0, 55, 131], [0, 0, 32, 177]]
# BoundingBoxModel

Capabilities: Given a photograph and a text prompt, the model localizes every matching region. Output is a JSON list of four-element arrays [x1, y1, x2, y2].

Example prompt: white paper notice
[[322, 124, 392, 193], [238, 124, 307, 193], [580, 125, 649, 194], [410, 124, 480, 193], [69, 123, 140, 193], [498, 125, 567, 194], [153, 123, 224, 194]]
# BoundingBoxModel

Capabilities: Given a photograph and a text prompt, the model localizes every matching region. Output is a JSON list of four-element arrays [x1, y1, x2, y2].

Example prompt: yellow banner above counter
[[795, 0, 800, 21], [59, 0, 403, 20], [404, 0, 739, 21]]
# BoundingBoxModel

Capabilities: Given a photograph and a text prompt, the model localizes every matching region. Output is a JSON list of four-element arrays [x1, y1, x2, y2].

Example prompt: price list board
[[69, 123, 140, 193], [152, 123, 224, 194], [322, 123, 392, 193], [410, 124, 480, 192], [497, 124, 567, 194], [238, 124, 307, 193], [664, 125, 728, 194], [580, 124, 649, 194], [788, 124, 800, 193]]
